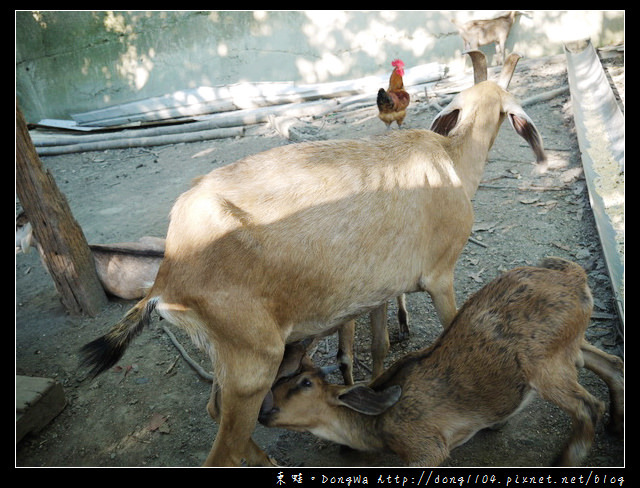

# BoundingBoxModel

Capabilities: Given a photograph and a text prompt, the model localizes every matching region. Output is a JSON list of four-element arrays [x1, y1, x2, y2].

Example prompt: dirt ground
[[15, 50, 624, 469]]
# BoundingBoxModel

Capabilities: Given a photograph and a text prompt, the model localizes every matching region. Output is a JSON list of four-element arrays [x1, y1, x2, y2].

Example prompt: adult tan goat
[[259, 258, 625, 467], [80, 51, 546, 466]]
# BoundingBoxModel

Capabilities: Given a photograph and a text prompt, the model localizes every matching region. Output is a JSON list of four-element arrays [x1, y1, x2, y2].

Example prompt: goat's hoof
[[268, 456, 280, 467], [244, 456, 280, 467], [531, 160, 548, 175], [397, 331, 410, 342]]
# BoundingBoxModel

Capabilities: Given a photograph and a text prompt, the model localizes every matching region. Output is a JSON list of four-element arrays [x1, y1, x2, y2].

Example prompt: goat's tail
[[537, 256, 586, 280], [80, 296, 159, 378], [538, 257, 592, 309]]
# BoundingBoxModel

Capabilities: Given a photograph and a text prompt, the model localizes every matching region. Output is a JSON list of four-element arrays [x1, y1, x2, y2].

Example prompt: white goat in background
[[451, 11, 527, 65]]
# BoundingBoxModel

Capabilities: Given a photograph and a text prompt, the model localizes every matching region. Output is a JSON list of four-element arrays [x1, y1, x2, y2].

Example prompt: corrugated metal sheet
[[564, 39, 624, 331]]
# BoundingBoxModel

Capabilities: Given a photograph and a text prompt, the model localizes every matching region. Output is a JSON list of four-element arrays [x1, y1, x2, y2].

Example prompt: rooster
[[377, 59, 410, 128]]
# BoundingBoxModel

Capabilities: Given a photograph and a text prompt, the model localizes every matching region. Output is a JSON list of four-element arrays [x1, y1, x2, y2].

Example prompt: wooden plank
[[16, 376, 67, 443]]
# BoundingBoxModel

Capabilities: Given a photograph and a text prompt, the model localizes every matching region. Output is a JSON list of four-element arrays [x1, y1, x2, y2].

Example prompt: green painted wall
[[16, 10, 624, 123]]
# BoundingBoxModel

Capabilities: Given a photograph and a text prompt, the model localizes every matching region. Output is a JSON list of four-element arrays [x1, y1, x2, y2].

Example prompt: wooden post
[[16, 102, 108, 316]]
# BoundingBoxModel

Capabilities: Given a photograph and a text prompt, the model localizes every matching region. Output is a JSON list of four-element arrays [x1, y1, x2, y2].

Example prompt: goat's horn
[[463, 50, 487, 84], [497, 53, 523, 89]]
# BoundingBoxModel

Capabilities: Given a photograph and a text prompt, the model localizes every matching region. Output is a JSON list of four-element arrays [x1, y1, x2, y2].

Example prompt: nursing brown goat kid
[[80, 51, 546, 466], [259, 258, 624, 467]]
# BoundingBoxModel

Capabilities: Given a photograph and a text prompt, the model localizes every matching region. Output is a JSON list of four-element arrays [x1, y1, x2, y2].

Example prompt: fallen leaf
[[468, 268, 486, 283], [147, 413, 169, 432]]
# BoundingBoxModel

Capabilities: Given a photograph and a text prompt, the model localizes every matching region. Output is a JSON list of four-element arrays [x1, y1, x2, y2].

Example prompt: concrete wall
[[16, 10, 624, 124]]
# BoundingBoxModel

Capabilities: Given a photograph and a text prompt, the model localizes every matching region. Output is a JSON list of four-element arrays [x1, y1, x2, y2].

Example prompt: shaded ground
[[16, 51, 624, 469]]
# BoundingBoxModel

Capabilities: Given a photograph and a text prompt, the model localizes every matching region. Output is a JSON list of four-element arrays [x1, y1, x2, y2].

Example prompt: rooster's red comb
[[391, 59, 405, 68]]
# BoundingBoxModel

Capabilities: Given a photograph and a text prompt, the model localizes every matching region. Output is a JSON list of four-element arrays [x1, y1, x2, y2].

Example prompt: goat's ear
[[337, 384, 401, 415], [507, 108, 548, 174], [430, 108, 460, 136]]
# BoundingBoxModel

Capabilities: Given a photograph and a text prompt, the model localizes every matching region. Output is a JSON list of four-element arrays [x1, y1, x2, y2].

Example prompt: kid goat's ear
[[336, 384, 402, 415]]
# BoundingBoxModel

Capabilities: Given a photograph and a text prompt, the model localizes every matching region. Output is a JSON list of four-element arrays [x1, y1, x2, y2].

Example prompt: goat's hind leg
[[581, 342, 624, 435], [535, 363, 605, 466], [207, 381, 277, 467], [203, 355, 283, 466], [202, 311, 285, 466], [206, 375, 268, 465], [205, 381, 280, 466], [337, 320, 356, 385], [396, 294, 410, 341], [370, 302, 390, 378]]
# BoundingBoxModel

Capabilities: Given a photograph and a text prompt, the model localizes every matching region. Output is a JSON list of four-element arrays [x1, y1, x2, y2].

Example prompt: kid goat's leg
[[534, 358, 605, 466], [581, 342, 624, 435]]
